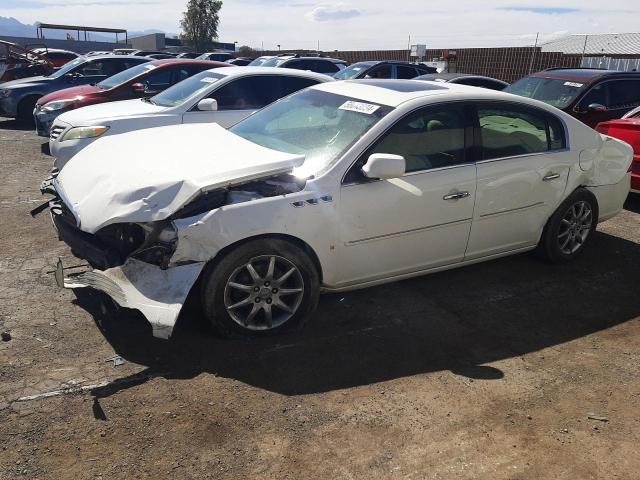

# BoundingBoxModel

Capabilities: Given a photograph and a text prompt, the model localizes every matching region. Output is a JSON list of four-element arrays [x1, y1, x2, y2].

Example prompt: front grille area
[[50, 126, 65, 141]]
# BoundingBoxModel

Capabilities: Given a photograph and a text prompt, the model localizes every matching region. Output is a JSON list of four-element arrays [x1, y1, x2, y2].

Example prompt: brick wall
[[422, 48, 582, 83], [255, 47, 587, 83]]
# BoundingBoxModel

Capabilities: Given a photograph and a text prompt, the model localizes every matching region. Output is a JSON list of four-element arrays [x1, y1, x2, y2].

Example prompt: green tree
[[180, 0, 223, 52], [238, 45, 253, 57]]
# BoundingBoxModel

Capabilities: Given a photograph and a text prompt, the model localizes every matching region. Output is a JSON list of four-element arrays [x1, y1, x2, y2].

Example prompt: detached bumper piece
[[56, 257, 205, 339]]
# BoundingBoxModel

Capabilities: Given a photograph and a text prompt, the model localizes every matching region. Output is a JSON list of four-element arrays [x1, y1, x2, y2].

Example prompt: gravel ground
[[0, 117, 639, 480]]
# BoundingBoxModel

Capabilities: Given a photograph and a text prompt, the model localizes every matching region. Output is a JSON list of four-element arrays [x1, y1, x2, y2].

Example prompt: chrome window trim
[[475, 148, 571, 165]]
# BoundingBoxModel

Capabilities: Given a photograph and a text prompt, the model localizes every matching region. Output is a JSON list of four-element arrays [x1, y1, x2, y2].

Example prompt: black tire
[[536, 188, 599, 263], [17, 96, 39, 126], [200, 238, 320, 338]]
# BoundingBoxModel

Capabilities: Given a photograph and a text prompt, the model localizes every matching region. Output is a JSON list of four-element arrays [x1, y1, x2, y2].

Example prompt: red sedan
[[34, 59, 229, 137], [596, 109, 640, 192]]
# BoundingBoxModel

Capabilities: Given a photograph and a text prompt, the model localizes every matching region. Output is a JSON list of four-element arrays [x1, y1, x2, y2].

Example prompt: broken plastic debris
[[104, 355, 125, 367], [587, 413, 609, 422]]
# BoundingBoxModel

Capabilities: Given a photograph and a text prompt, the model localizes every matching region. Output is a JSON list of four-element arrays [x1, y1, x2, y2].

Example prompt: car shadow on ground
[[0, 117, 31, 131], [624, 192, 640, 214], [73, 230, 640, 400]]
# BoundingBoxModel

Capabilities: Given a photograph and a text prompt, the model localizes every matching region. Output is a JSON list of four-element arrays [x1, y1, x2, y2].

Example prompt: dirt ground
[[0, 117, 639, 480]]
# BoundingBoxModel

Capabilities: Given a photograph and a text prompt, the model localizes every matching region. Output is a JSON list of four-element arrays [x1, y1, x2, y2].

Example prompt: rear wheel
[[17, 95, 39, 126], [201, 239, 320, 338], [536, 189, 598, 263]]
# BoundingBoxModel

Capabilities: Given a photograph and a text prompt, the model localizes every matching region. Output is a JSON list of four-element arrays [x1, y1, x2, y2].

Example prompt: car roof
[[33, 48, 77, 54], [417, 73, 508, 83], [310, 79, 531, 107], [280, 56, 346, 63], [83, 54, 150, 61], [150, 59, 229, 67], [531, 68, 640, 82], [202, 66, 334, 81]]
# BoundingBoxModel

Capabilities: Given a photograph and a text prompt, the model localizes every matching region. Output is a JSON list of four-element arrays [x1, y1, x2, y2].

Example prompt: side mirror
[[362, 153, 405, 180], [587, 103, 607, 113], [197, 98, 218, 111], [131, 82, 146, 93]]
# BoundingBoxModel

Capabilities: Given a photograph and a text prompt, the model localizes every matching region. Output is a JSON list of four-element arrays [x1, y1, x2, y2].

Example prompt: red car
[[0, 40, 54, 82], [34, 59, 229, 136], [596, 109, 640, 192], [33, 48, 79, 69]]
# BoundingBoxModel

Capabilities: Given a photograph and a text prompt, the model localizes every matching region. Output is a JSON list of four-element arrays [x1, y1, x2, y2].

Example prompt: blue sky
[[1, 0, 639, 50]]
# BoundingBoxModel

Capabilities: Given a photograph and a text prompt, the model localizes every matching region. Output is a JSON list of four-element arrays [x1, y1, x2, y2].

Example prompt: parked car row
[[1, 55, 152, 123], [33, 59, 228, 136], [46, 67, 332, 168]]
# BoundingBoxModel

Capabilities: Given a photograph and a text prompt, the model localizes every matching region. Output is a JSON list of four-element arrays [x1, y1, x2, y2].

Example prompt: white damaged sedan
[[49, 80, 632, 339]]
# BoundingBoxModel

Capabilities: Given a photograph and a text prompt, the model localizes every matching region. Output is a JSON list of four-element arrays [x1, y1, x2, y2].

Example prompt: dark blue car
[[0, 55, 150, 124]]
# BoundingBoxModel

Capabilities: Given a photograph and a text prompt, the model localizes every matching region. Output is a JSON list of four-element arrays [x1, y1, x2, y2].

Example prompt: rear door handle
[[543, 173, 561, 181], [443, 191, 471, 201]]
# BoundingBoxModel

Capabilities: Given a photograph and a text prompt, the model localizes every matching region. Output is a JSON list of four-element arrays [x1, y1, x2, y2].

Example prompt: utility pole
[[528, 32, 539, 73], [581, 34, 589, 64], [407, 34, 411, 62]]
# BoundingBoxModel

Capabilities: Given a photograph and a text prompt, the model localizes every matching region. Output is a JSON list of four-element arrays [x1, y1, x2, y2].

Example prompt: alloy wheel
[[557, 200, 593, 255], [223, 255, 304, 330]]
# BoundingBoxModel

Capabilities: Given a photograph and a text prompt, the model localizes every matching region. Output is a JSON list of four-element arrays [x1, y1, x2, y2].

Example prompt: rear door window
[[396, 65, 419, 79], [579, 79, 640, 111], [365, 64, 392, 79], [141, 68, 173, 93], [280, 76, 321, 96], [315, 60, 339, 74], [477, 104, 565, 160], [212, 76, 281, 110], [607, 79, 640, 111], [285, 59, 315, 71]]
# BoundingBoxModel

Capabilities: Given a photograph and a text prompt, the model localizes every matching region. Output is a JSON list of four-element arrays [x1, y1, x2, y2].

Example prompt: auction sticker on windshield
[[144, 65, 157, 70], [564, 81, 584, 88], [339, 101, 380, 115], [200, 77, 219, 83]]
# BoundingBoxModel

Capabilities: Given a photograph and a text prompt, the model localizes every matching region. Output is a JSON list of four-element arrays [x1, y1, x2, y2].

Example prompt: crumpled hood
[[38, 84, 101, 106], [57, 98, 165, 126], [54, 123, 305, 233]]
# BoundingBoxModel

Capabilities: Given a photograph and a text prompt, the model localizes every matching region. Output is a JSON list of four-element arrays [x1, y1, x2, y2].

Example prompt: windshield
[[504, 76, 588, 109], [248, 57, 271, 66], [333, 62, 375, 80], [230, 89, 392, 177], [97, 62, 155, 89], [49, 57, 86, 78], [261, 57, 292, 67], [151, 70, 225, 107]]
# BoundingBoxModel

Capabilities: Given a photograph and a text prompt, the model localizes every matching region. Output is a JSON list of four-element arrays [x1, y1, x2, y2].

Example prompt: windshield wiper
[[141, 97, 156, 105]]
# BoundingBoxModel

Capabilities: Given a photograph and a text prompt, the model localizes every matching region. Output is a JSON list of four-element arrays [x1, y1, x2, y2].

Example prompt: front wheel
[[17, 96, 39, 126], [200, 239, 320, 338], [536, 189, 599, 263]]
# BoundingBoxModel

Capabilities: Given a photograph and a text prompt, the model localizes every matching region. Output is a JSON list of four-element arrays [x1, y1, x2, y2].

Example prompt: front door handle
[[543, 173, 561, 181], [443, 191, 471, 201]]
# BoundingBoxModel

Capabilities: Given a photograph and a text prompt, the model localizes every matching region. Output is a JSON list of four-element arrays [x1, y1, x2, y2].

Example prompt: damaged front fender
[[58, 257, 205, 339]]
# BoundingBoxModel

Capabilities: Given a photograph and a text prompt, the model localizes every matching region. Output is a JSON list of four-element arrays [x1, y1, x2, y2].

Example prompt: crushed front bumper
[[55, 257, 205, 339]]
